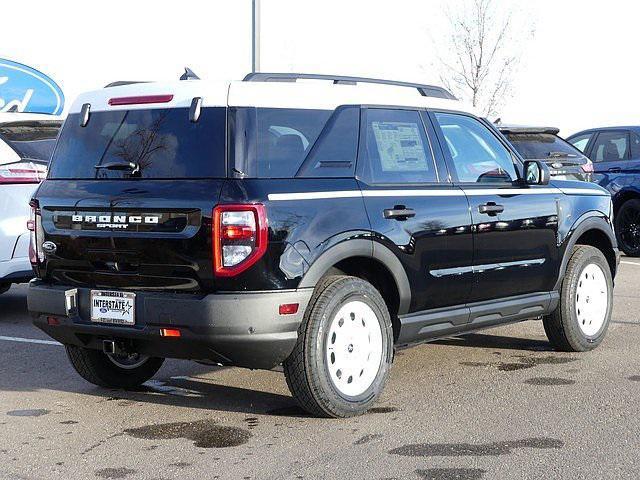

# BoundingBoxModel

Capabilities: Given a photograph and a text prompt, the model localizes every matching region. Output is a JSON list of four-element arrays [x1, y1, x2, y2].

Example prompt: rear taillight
[[581, 163, 594, 173], [213, 204, 268, 277], [0, 162, 46, 184], [28, 200, 45, 266]]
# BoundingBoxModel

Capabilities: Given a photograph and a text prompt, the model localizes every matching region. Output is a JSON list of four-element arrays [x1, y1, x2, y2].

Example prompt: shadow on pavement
[[435, 333, 553, 352]]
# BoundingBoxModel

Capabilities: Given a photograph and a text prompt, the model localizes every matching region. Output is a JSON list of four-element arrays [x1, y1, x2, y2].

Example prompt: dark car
[[27, 73, 619, 418], [499, 125, 593, 181], [567, 127, 640, 256]]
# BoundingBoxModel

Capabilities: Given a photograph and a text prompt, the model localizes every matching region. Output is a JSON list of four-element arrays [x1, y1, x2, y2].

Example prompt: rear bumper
[[28, 281, 313, 370]]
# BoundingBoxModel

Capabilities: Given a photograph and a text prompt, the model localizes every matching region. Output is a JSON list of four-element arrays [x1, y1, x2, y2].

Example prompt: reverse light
[[213, 204, 268, 277], [0, 162, 46, 184], [108, 95, 174, 106]]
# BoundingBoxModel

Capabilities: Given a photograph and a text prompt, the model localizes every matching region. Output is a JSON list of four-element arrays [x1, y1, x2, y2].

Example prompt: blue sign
[[0, 59, 64, 115]]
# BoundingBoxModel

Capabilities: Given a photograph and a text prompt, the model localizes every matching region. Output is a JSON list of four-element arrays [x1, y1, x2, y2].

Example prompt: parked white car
[[0, 114, 61, 294]]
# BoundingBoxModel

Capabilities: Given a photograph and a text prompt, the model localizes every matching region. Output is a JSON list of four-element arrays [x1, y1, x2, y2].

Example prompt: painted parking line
[[0, 335, 62, 346], [621, 261, 640, 267]]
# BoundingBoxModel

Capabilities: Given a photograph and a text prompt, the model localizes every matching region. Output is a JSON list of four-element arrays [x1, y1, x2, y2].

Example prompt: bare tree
[[436, 0, 532, 118]]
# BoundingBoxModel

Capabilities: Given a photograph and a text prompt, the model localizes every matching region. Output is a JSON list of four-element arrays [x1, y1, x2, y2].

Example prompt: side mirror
[[523, 160, 550, 185]]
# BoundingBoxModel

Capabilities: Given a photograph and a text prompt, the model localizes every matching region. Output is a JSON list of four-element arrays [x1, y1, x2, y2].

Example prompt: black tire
[[66, 345, 164, 389], [615, 199, 640, 257], [283, 275, 394, 418], [543, 245, 613, 352]]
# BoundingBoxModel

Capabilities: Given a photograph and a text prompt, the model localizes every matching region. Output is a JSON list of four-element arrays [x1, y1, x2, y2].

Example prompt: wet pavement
[[1, 259, 639, 479]]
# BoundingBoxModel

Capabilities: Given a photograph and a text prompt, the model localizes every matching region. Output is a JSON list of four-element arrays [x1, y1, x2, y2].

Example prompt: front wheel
[[66, 345, 164, 389], [283, 276, 394, 418], [543, 245, 613, 352], [615, 199, 640, 257]]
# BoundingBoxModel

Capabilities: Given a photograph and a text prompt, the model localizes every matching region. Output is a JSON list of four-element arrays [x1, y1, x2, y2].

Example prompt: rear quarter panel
[[218, 178, 370, 291]]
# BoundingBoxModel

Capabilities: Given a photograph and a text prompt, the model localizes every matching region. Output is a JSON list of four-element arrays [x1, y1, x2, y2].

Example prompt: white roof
[[69, 78, 474, 114]]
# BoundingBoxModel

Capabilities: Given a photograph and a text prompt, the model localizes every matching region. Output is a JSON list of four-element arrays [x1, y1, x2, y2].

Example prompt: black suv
[[27, 73, 619, 418]]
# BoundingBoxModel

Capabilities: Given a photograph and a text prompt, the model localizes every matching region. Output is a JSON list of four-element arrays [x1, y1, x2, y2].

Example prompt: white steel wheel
[[575, 263, 608, 337], [325, 300, 384, 397]]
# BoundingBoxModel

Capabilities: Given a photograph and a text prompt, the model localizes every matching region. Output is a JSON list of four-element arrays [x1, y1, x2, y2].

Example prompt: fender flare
[[298, 239, 412, 315], [554, 214, 618, 291]]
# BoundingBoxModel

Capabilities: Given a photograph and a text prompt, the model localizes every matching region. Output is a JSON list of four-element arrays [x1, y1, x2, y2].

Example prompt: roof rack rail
[[104, 81, 150, 88], [243, 72, 456, 100]]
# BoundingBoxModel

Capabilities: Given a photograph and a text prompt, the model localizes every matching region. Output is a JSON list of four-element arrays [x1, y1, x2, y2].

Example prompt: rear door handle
[[478, 203, 504, 215], [608, 167, 622, 173], [383, 207, 416, 220]]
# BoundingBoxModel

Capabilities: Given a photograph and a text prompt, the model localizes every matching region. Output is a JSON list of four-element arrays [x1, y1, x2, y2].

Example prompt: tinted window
[[49, 108, 226, 179], [591, 131, 629, 162], [230, 108, 331, 178], [296, 106, 359, 177], [569, 133, 592, 153], [358, 109, 437, 184], [0, 121, 60, 162], [435, 113, 517, 183], [505, 133, 581, 160]]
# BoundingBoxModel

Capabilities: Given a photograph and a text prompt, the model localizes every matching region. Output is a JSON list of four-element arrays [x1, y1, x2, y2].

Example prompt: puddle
[[390, 437, 564, 457], [95, 467, 136, 479], [416, 468, 487, 480], [124, 420, 251, 448], [525, 377, 575, 386], [461, 355, 577, 372], [354, 433, 382, 445], [6, 409, 50, 417]]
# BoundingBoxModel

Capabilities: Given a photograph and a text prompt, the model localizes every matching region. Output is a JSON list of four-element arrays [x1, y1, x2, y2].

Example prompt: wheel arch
[[612, 187, 640, 212], [554, 214, 619, 291], [299, 239, 411, 320]]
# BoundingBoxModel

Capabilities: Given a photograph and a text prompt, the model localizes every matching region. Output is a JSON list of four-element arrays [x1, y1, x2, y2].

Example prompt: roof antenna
[[180, 67, 200, 81]]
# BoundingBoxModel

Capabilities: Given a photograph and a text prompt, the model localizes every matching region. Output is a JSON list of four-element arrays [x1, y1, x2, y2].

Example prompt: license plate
[[90, 290, 135, 325]]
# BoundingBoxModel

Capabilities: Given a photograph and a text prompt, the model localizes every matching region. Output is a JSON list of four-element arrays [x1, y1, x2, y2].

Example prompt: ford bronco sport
[[27, 72, 619, 418]]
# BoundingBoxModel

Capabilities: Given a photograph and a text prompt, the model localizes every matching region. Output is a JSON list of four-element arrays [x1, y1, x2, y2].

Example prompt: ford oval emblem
[[0, 59, 65, 114], [41, 241, 57, 255]]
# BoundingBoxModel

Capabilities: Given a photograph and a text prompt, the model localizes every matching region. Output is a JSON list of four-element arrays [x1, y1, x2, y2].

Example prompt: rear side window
[[230, 108, 331, 178], [296, 106, 359, 177], [591, 131, 629, 162], [358, 108, 437, 184], [48, 107, 226, 179]]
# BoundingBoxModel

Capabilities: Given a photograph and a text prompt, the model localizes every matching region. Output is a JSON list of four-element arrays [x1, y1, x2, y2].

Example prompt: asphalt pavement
[[1, 259, 639, 479]]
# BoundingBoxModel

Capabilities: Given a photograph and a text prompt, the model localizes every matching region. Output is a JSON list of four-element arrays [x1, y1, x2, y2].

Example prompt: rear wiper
[[547, 152, 577, 158], [94, 161, 140, 174]]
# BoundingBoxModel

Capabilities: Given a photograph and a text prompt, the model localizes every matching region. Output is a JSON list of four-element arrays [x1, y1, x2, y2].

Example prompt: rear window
[[230, 108, 332, 178], [48, 107, 226, 179], [505, 133, 581, 160], [0, 121, 61, 162]]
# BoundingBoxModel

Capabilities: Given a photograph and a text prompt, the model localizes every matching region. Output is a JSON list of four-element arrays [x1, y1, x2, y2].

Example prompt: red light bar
[[108, 94, 174, 106]]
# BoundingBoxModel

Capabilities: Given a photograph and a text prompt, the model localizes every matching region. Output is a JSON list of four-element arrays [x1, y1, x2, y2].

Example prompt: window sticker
[[371, 121, 428, 172]]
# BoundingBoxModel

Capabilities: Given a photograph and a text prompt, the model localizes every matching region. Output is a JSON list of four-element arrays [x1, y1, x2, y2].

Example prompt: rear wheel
[[66, 345, 164, 389], [615, 199, 640, 257], [283, 276, 394, 418], [543, 245, 613, 352]]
